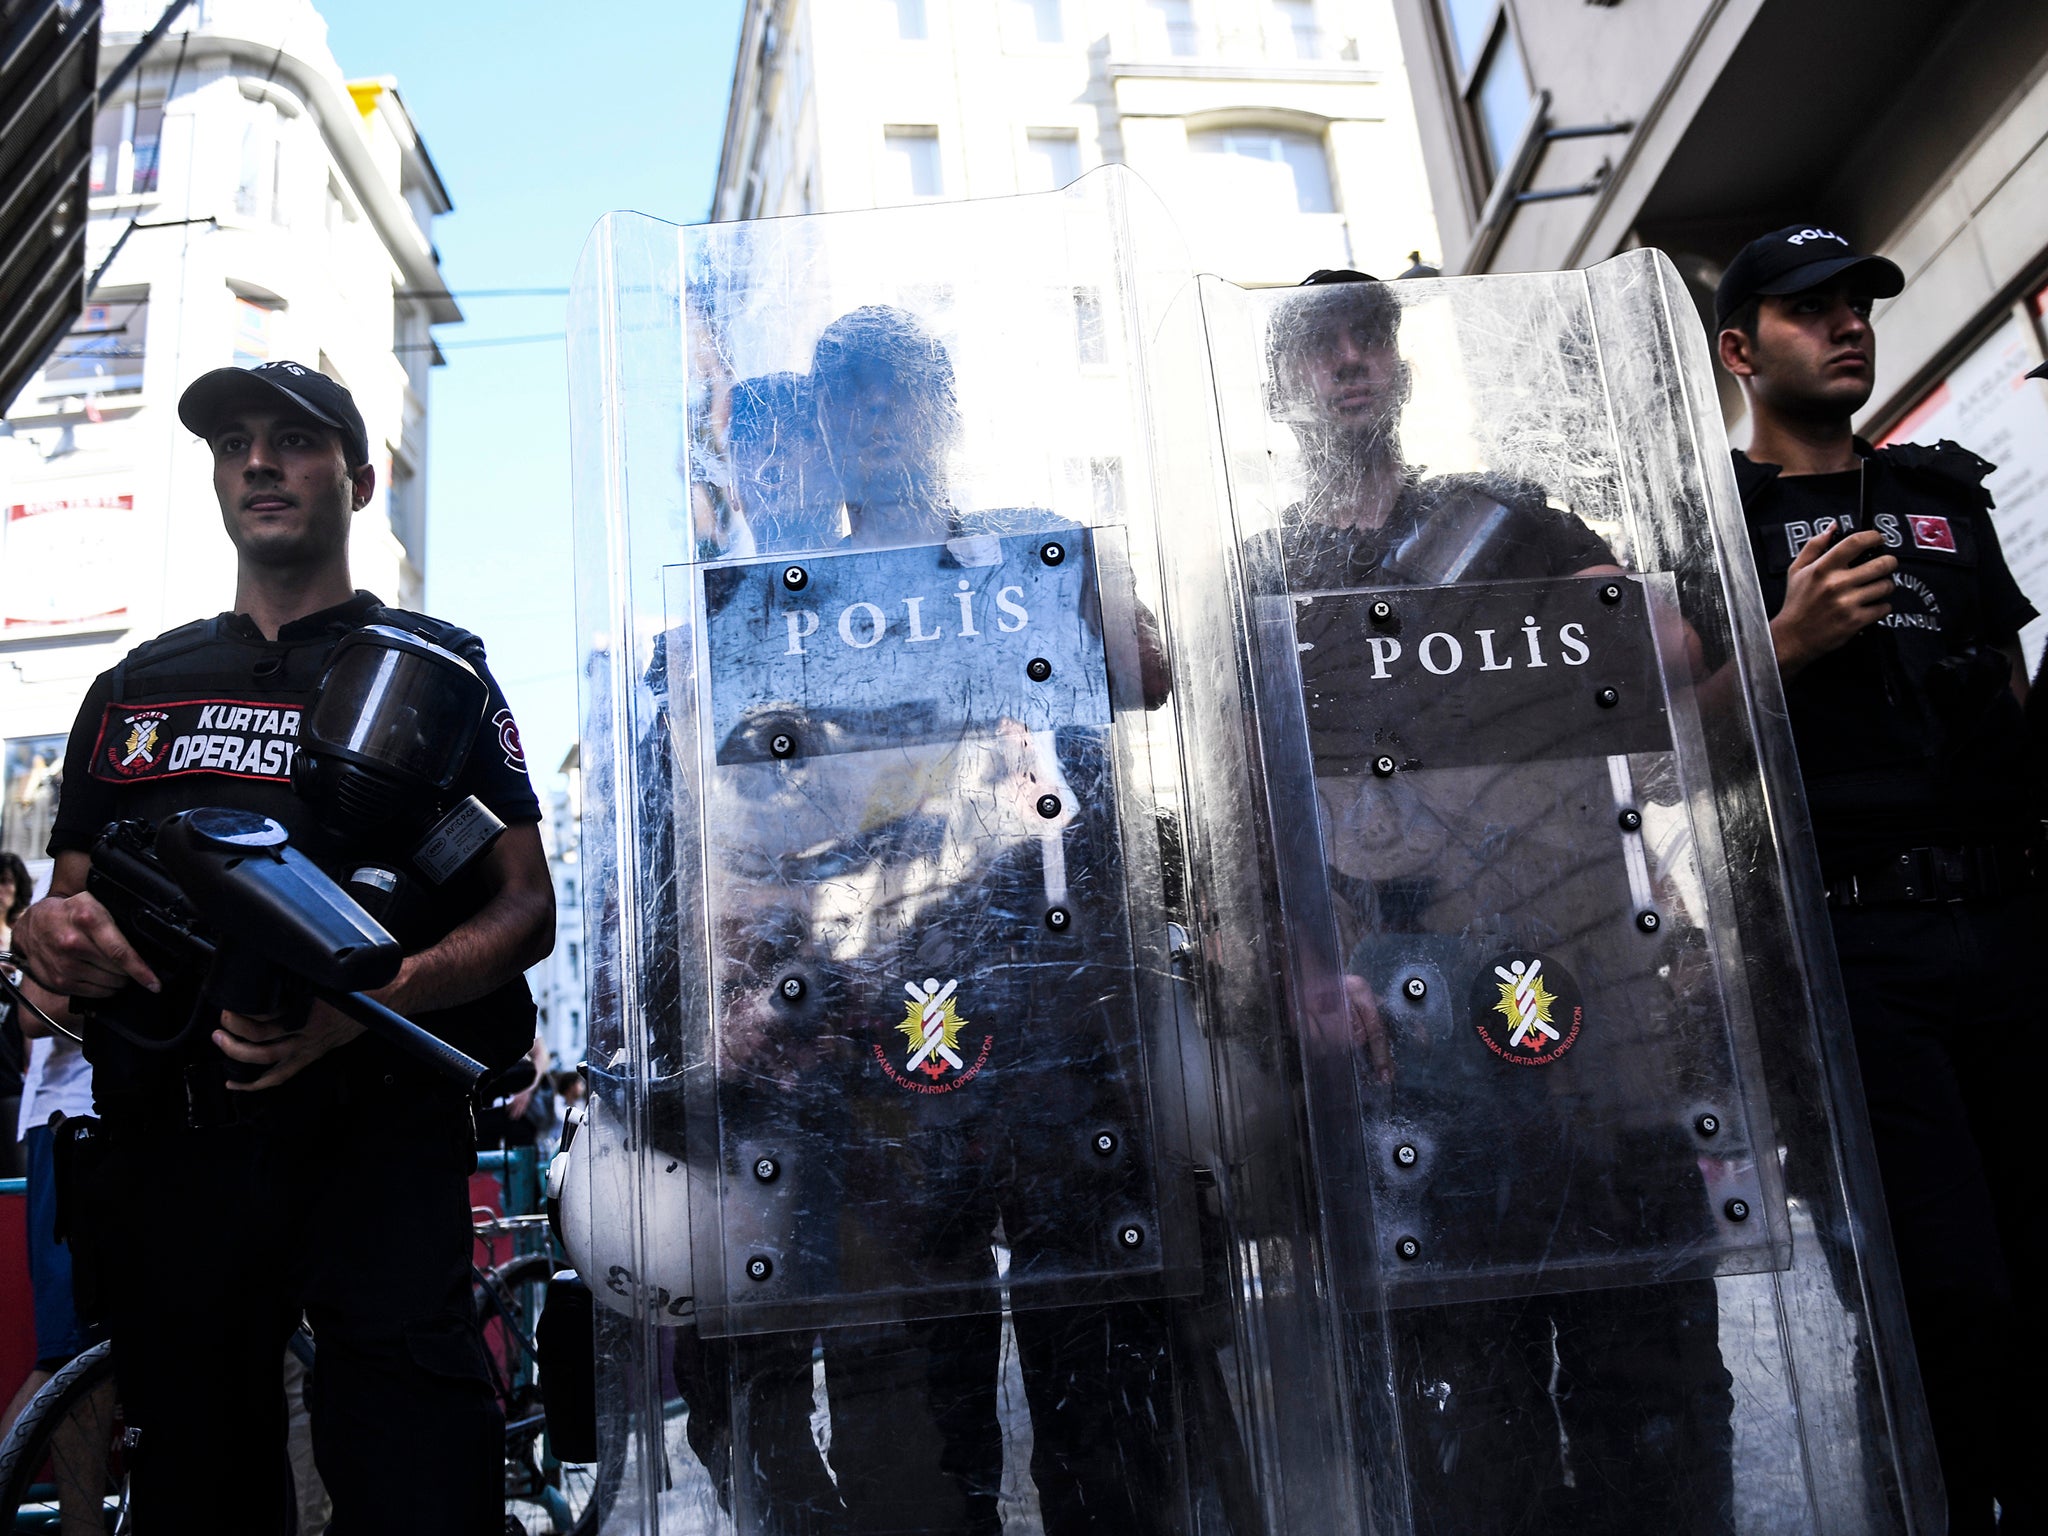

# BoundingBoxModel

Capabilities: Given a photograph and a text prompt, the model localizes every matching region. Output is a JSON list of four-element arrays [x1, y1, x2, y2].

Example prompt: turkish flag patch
[[1908, 515, 1957, 552]]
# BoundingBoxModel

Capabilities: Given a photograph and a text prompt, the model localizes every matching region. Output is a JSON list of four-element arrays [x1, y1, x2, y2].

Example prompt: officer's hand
[[10, 891, 159, 998], [216, 1002, 365, 1092], [1772, 527, 1896, 679], [1344, 973, 1394, 1086]]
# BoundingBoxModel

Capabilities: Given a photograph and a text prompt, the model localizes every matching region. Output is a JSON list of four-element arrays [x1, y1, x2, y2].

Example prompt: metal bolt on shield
[[1094, 1131, 1118, 1156], [1395, 1144, 1418, 1167], [1045, 906, 1071, 932], [1372, 755, 1397, 778], [746, 1255, 774, 1281], [1027, 657, 1053, 682], [1596, 687, 1620, 708], [1369, 600, 1394, 625], [1600, 583, 1622, 605], [753, 1157, 780, 1183], [781, 565, 807, 591], [1403, 976, 1427, 1000], [1636, 910, 1661, 933], [1724, 1199, 1750, 1223], [769, 733, 795, 759], [778, 976, 805, 1003], [1118, 1224, 1144, 1250], [1618, 808, 1642, 832], [1396, 1236, 1421, 1261], [1696, 1113, 1720, 1138], [1036, 794, 1062, 819], [1041, 541, 1065, 566]]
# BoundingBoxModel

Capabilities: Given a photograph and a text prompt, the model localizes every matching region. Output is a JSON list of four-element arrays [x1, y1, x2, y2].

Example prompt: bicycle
[[0, 1149, 607, 1535]]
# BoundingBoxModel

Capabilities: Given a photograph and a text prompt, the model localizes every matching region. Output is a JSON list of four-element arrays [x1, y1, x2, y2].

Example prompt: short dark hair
[[0, 851, 32, 924], [1719, 295, 1761, 345]]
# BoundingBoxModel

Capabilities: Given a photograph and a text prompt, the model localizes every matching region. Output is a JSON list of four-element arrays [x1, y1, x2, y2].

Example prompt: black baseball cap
[[1714, 226, 1903, 330], [178, 361, 371, 468]]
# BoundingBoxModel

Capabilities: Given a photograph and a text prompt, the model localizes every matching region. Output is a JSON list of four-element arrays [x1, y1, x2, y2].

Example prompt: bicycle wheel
[[477, 1255, 614, 1536], [0, 1340, 128, 1534]]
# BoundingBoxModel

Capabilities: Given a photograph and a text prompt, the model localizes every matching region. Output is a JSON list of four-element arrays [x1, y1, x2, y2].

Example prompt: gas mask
[[292, 625, 506, 934]]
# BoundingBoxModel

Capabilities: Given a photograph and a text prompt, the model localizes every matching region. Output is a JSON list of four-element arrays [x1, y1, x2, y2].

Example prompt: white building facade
[[0, 0, 459, 873], [713, 0, 1441, 287], [530, 745, 585, 1074]]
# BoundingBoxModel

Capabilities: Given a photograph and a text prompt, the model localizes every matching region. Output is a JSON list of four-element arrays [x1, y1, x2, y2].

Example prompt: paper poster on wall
[[0, 494, 135, 633], [1881, 314, 2048, 669]]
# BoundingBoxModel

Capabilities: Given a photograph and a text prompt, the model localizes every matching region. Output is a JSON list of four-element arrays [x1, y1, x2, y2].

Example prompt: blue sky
[[322, 0, 745, 785]]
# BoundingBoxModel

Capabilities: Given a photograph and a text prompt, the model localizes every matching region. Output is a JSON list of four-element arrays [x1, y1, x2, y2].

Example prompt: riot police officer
[[1716, 226, 2045, 1535], [9, 361, 555, 1534], [1266, 270, 1737, 1536]]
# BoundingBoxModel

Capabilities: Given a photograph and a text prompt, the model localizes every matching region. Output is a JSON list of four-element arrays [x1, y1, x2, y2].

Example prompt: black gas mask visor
[[294, 626, 504, 889]]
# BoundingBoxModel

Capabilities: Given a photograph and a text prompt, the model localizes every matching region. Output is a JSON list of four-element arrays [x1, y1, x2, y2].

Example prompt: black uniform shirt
[[1734, 443, 2037, 870], [1278, 470, 1614, 592], [48, 591, 542, 1098]]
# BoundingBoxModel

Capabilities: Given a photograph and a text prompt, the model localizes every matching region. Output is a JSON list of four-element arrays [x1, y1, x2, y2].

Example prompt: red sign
[[1, 495, 133, 631]]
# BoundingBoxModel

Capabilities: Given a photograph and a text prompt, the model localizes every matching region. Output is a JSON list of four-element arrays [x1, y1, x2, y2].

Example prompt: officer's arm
[[373, 823, 556, 1016], [10, 849, 160, 1000], [1997, 636, 2028, 706]]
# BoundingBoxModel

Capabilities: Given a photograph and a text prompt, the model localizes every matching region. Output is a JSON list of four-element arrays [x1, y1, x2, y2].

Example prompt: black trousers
[[92, 1079, 502, 1535], [1831, 896, 2047, 1535], [1392, 1281, 1734, 1536], [677, 1299, 1188, 1536]]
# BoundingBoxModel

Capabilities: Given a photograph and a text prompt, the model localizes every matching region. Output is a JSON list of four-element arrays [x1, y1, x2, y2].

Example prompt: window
[[1073, 287, 1109, 366], [1437, 0, 1535, 181], [43, 295, 148, 396], [568, 941, 580, 977], [1021, 130, 1082, 192], [1012, 0, 1062, 42], [1144, 0, 1197, 56], [2, 736, 67, 864], [881, 127, 943, 201], [232, 295, 276, 366], [894, 0, 927, 39], [1187, 128, 1335, 215], [89, 100, 164, 198], [1273, 0, 1321, 59], [234, 109, 277, 219]]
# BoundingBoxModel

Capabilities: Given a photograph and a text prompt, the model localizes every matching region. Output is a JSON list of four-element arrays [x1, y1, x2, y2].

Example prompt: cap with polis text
[[178, 361, 371, 468], [1714, 226, 1904, 330]]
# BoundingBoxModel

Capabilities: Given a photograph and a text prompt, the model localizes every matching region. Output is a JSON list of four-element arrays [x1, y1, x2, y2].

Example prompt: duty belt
[[1823, 843, 2038, 908]]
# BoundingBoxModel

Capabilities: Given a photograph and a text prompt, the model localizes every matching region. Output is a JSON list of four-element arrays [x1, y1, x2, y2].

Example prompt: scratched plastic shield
[[1204, 254, 1942, 1533], [569, 170, 1373, 1534]]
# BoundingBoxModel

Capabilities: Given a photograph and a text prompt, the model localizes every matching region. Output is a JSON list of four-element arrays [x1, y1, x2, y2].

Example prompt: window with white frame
[[89, 99, 164, 198], [1012, 0, 1063, 43], [894, 0, 928, 39], [1187, 127, 1336, 215], [881, 127, 944, 201], [232, 295, 277, 366], [1272, 0, 1322, 59], [42, 293, 149, 397], [1437, 0, 1535, 185], [1021, 130, 1082, 192], [1144, 0, 1198, 57]]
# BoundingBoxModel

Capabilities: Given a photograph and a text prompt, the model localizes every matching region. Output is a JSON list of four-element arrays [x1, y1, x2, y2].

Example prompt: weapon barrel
[[316, 985, 489, 1093]]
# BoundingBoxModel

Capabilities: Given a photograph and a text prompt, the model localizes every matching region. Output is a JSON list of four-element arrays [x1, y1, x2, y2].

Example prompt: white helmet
[[550, 1088, 696, 1325]]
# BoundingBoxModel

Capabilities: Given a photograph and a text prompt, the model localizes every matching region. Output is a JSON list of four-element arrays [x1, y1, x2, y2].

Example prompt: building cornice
[[1107, 59, 1382, 86], [113, 29, 460, 322]]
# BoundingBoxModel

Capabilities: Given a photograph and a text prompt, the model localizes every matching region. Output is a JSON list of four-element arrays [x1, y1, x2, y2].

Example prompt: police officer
[[1716, 226, 2046, 1535], [9, 361, 555, 1534], [1268, 270, 1736, 1536]]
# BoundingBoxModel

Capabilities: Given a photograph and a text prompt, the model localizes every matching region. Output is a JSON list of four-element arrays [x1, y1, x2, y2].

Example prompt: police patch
[[90, 698, 301, 784], [494, 707, 526, 771], [1908, 514, 1957, 553], [1470, 951, 1583, 1067], [873, 976, 993, 1095]]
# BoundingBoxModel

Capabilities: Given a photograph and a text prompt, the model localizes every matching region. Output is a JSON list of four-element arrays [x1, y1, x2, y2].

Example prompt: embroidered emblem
[[112, 711, 171, 777], [494, 707, 526, 771], [1908, 515, 1957, 553], [1470, 951, 1583, 1067]]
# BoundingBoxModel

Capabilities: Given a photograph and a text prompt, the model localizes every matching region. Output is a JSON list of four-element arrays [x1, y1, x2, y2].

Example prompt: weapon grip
[[315, 986, 489, 1095]]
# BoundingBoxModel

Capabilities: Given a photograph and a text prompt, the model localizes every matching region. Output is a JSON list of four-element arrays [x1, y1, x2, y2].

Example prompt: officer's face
[[1284, 318, 1409, 457], [1725, 280, 1877, 420], [817, 367, 953, 519], [208, 405, 372, 570]]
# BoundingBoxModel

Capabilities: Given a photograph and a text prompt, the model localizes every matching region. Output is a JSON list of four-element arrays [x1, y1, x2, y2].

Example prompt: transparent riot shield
[[1205, 255, 1940, 1534], [569, 169, 1372, 1535]]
